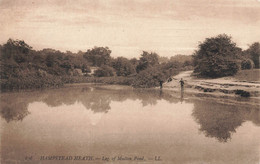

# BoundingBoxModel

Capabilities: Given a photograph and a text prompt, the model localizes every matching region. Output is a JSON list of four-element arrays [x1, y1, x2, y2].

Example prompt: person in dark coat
[[179, 78, 184, 89], [159, 80, 163, 89]]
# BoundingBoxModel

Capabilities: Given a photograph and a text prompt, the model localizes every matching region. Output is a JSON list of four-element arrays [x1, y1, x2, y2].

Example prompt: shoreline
[[1, 82, 259, 107], [163, 70, 260, 98], [1, 70, 259, 100]]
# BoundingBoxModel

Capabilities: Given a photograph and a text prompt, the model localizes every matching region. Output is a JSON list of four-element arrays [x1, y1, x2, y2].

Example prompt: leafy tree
[[133, 66, 167, 88], [94, 65, 115, 77], [1, 39, 32, 63], [129, 58, 139, 67], [45, 54, 56, 67], [65, 50, 74, 56], [2, 39, 32, 55], [158, 56, 169, 63], [241, 59, 254, 70], [83, 47, 112, 67], [32, 53, 45, 64], [136, 51, 159, 72], [193, 34, 241, 78], [183, 60, 193, 67], [76, 50, 84, 56], [246, 42, 260, 68], [163, 61, 182, 70], [112, 57, 136, 76], [170, 55, 192, 64], [81, 64, 91, 73]]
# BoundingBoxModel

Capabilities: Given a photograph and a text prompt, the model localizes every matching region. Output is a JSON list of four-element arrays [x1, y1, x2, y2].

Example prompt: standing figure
[[179, 78, 184, 89], [159, 80, 163, 89]]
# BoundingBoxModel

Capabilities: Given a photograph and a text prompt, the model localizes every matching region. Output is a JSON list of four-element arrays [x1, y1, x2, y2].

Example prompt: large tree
[[93, 65, 114, 77], [193, 34, 241, 78], [1, 39, 32, 63], [136, 51, 159, 72], [83, 47, 111, 67], [112, 57, 136, 76]]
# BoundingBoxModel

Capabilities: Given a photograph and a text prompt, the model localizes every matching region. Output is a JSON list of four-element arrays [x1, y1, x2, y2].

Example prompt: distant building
[[88, 67, 99, 76]]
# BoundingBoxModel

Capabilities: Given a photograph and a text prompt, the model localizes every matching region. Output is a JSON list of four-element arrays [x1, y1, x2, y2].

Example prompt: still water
[[1, 84, 259, 164]]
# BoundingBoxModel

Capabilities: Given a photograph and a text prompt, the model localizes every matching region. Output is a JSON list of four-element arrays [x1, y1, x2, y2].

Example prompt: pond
[[1, 84, 259, 164]]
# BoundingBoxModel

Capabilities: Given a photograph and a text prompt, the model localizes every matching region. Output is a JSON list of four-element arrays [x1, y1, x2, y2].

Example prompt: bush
[[193, 34, 241, 78], [94, 65, 115, 77], [61, 76, 134, 86], [83, 47, 112, 67], [136, 51, 159, 73], [132, 67, 167, 88], [241, 59, 255, 70], [246, 42, 260, 68], [112, 57, 136, 76], [0, 74, 64, 91], [235, 90, 250, 97]]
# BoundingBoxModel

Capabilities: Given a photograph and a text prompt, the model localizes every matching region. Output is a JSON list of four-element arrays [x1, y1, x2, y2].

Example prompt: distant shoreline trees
[[0, 39, 193, 90], [1, 35, 258, 91]]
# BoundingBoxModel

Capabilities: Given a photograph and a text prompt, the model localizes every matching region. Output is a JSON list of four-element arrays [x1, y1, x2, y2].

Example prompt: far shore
[[1, 69, 259, 100], [63, 69, 260, 100], [163, 70, 260, 98]]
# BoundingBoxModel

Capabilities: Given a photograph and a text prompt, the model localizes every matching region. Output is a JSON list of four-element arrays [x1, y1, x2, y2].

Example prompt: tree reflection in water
[[0, 85, 259, 143], [192, 100, 260, 142], [0, 105, 30, 123], [0, 86, 177, 122], [0, 93, 31, 122]]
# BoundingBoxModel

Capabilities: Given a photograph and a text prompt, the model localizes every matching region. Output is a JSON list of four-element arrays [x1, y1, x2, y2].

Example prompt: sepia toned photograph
[[0, 0, 260, 163]]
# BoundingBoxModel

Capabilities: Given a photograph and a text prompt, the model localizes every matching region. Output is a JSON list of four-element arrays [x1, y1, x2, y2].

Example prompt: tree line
[[0, 34, 259, 91], [0, 39, 192, 90]]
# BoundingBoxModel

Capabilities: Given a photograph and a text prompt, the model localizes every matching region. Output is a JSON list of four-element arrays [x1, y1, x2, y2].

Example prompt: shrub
[[235, 90, 250, 97], [241, 59, 255, 70], [83, 47, 112, 67], [94, 65, 115, 77], [112, 57, 136, 76], [136, 51, 159, 73], [193, 34, 241, 78], [132, 67, 167, 88], [246, 42, 260, 68], [0, 74, 64, 91]]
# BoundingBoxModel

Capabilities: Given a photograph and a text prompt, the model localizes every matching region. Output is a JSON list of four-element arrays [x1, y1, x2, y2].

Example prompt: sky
[[0, 0, 260, 58]]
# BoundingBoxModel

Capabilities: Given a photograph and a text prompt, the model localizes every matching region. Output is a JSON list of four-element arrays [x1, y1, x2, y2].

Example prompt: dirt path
[[164, 71, 260, 98]]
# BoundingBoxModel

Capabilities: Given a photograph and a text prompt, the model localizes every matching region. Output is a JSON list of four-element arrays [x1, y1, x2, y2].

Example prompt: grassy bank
[[164, 70, 260, 98], [62, 76, 135, 85], [0, 75, 64, 92], [234, 69, 260, 82], [0, 75, 135, 92]]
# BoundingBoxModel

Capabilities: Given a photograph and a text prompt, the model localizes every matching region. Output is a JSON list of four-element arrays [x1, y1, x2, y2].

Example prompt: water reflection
[[0, 94, 31, 122], [192, 100, 259, 142], [0, 104, 30, 123], [0, 85, 259, 143], [180, 89, 184, 103], [0, 86, 178, 122], [1, 85, 260, 164]]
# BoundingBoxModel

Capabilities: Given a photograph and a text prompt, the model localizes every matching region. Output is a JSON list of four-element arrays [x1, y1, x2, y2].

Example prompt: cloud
[[1, 0, 260, 26], [0, 0, 259, 57]]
